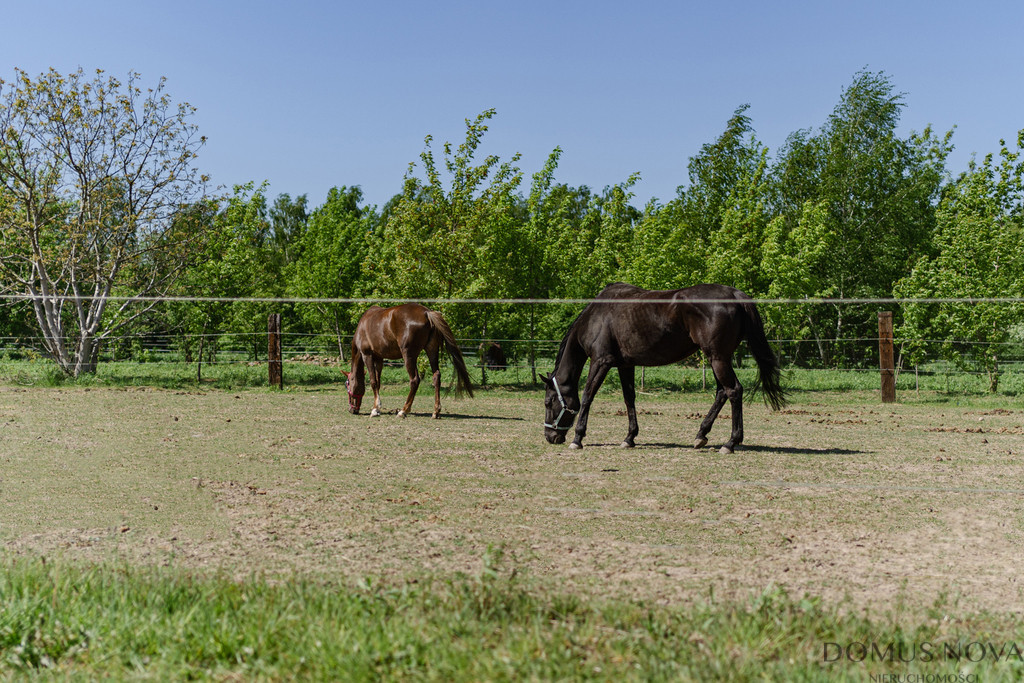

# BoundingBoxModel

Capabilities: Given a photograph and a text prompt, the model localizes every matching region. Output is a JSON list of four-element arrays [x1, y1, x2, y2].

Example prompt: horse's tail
[[740, 299, 787, 411], [426, 310, 474, 398]]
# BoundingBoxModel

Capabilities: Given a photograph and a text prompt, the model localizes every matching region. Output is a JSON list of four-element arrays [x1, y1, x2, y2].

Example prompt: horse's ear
[[540, 373, 551, 386], [342, 370, 350, 379]]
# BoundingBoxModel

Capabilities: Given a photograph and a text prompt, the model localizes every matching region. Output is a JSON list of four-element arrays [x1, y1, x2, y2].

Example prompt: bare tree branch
[[0, 67, 208, 376]]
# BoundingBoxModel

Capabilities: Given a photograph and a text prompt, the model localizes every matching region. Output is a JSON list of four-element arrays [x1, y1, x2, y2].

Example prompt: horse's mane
[[553, 284, 633, 370], [553, 309, 585, 371]]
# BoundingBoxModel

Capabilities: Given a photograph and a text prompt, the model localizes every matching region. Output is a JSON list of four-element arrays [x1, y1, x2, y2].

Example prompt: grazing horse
[[344, 304, 473, 418], [542, 283, 786, 453], [479, 341, 507, 370]]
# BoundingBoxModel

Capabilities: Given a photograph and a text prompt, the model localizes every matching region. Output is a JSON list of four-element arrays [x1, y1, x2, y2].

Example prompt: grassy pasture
[[2, 366, 1024, 679]]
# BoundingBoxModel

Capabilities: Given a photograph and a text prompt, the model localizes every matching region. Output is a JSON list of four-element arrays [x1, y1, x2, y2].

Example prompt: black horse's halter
[[544, 380, 577, 431]]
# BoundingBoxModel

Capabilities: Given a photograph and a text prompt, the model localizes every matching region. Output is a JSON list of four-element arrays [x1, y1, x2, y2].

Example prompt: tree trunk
[[480, 319, 488, 387], [529, 304, 537, 385], [806, 314, 828, 366], [333, 313, 346, 362], [30, 295, 94, 378], [197, 320, 208, 383], [78, 337, 101, 376]]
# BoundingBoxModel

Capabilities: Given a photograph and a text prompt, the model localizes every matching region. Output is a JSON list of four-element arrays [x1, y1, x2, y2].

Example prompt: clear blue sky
[[4, 1, 1022, 209]]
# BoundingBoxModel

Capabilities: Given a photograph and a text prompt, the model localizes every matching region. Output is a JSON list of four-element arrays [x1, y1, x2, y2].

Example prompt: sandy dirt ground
[[2, 385, 1023, 617]]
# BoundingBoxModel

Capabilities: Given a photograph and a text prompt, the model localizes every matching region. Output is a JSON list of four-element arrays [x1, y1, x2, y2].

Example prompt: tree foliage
[[368, 109, 527, 335], [896, 134, 1024, 390], [2, 69, 1022, 388], [165, 183, 278, 364], [287, 185, 374, 357], [765, 72, 953, 364]]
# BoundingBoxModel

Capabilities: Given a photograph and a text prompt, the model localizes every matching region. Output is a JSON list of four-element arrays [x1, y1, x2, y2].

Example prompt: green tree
[[679, 105, 764, 243], [525, 178, 598, 297], [769, 70, 951, 364], [0, 68, 208, 376], [896, 134, 1024, 391], [580, 177, 643, 294], [370, 109, 527, 336], [269, 192, 308, 267], [704, 147, 774, 296], [761, 201, 839, 363], [626, 200, 706, 291], [627, 106, 763, 293], [168, 183, 278, 369], [286, 186, 375, 358], [0, 299, 35, 353]]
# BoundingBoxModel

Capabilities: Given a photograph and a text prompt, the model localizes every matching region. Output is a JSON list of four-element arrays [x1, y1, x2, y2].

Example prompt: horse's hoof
[[719, 446, 734, 455], [370, 408, 381, 417], [694, 437, 708, 449], [620, 440, 634, 449], [397, 410, 407, 418], [431, 413, 440, 420], [569, 442, 582, 450]]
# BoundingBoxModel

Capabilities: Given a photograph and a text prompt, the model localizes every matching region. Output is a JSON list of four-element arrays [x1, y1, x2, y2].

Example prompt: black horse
[[542, 283, 786, 453]]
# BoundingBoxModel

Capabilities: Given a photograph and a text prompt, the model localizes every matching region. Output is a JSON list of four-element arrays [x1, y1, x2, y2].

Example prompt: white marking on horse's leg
[[370, 408, 381, 417], [397, 410, 407, 418]]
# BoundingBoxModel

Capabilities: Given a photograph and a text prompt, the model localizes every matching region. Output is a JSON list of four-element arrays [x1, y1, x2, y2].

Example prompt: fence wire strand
[[2, 295, 1022, 385], [3, 293, 1024, 305]]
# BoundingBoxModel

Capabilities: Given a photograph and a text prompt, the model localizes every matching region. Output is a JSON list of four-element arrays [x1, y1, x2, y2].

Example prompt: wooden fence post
[[480, 320, 487, 387], [268, 313, 283, 390], [878, 311, 895, 403]]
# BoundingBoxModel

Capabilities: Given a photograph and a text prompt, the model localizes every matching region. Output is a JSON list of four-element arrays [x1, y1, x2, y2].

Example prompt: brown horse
[[344, 304, 473, 418], [543, 283, 786, 453]]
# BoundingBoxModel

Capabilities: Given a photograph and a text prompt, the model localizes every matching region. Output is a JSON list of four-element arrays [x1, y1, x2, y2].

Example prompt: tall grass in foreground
[[1, 556, 1020, 681]]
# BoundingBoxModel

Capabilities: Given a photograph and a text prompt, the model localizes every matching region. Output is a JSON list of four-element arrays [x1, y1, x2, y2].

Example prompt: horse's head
[[343, 370, 364, 414], [542, 373, 578, 444]]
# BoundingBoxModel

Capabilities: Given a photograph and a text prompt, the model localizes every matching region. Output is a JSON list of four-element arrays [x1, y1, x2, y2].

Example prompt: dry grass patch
[[3, 384, 1024, 618]]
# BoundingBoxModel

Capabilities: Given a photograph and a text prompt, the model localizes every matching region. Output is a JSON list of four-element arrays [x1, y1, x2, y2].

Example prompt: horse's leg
[[710, 358, 743, 454], [374, 356, 386, 415], [694, 379, 728, 449], [619, 365, 639, 448], [426, 346, 442, 419], [367, 353, 383, 416], [570, 360, 611, 450], [398, 351, 421, 418]]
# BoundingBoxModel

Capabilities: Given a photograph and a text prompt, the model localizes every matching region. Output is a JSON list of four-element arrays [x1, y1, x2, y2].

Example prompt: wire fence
[[1, 295, 1023, 391], [2, 330, 1023, 388], [2, 293, 1024, 305]]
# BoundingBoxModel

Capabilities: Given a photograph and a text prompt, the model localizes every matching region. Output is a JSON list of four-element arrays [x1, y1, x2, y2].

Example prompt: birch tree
[[770, 70, 950, 364], [0, 68, 207, 376], [896, 134, 1024, 391]]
